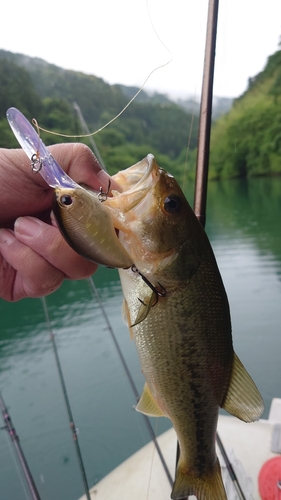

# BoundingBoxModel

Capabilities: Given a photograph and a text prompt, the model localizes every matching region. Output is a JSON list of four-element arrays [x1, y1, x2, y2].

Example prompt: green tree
[[0, 58, 42, 119], [210, 49, 281, 178]]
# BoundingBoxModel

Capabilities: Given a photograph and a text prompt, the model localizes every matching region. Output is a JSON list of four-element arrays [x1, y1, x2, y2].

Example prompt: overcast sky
[[1, 0, 281, 100]]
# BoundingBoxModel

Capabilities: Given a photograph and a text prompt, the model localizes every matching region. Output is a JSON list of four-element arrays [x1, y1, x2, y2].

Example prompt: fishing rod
[[41, 297, 92, 500], [75, 4, 243, 496], [87, 277, 174, 488], [193, 0, 219, 226], [0, 391, 41, 500], [216, 433, 247, 500], [192, 1, 247, 499], [73, 101, 107, 172]]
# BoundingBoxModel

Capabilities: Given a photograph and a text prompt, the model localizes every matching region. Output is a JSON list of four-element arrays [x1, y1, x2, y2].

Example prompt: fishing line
[[0, 391, 41, 500], [182, 102, 197, 193], [145, 418, 165, 500], [73, 102, 107, 172], [87, 276, 173, 488], [3, 437, 32, 500], [190, 1, 247, 499], [2, 434, 32, 500], [145, 418, 157, 500], [216, 433, 247, 500], [32, 0, 173, 140], [41, 297, 91, 500]]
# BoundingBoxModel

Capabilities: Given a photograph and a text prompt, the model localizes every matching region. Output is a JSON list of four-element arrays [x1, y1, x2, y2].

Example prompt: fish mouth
[[113, 153, 158, 194], [105, 154, 160, 220]]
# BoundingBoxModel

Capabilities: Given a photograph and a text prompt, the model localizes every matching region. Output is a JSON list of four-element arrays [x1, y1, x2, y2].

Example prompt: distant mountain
[[0, 49, 237, 178], [110, 83, 233, 119], [0, 49, 201, 176], [211, 96, 234, 118], [0, 50, 232, 120], [174, 95, 234, 119], [113, 84, 172, 105]]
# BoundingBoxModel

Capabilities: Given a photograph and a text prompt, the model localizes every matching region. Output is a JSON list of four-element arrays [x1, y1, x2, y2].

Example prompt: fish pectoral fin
[[122, 291, 156, 336], [130, 291, 156, 327], [172, 458, 226, 500], [136, 383, 166, 417], [221, 352, 264, 422], [121, 299, 134, 339]]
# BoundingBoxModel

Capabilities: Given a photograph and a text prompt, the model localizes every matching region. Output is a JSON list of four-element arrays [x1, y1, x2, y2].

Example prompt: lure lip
[[6, 107, 78, 189]]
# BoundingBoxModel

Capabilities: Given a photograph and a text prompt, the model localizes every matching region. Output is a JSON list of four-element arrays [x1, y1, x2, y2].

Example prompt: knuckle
[[40, 270, 64, 294], [24, 264, 64, 298]]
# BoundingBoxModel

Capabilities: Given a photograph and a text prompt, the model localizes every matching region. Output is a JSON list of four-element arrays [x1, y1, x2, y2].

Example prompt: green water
[[0, 177, 281, 500]]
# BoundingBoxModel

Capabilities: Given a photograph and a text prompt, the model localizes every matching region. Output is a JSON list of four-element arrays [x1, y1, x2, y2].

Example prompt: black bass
[[6, 107, 263, 498], [102, 154, 264, 500]]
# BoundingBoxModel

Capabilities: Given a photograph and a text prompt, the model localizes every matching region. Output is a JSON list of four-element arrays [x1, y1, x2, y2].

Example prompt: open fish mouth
[[113, 154, 159, 193], [105, 154, 160, 216]]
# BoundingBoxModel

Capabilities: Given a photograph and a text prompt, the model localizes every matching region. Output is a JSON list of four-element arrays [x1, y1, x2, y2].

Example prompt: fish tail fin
[[171, 458, 226, 500]]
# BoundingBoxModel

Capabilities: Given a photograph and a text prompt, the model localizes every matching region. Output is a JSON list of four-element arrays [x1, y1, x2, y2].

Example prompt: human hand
[[0, 143, 116, 301]]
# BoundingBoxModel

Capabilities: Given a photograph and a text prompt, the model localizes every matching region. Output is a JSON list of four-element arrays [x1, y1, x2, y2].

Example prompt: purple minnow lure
[[6, 107, 78, 189]]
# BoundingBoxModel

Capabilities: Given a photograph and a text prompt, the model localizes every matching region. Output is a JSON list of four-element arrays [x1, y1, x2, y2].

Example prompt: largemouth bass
[[6, 106, 264, 496], [102, 154, 264, 500]]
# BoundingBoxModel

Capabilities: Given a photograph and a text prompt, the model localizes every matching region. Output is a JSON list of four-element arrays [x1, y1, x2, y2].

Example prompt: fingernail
[[15, 217, 44, 238], [0, 228, 16, 246]]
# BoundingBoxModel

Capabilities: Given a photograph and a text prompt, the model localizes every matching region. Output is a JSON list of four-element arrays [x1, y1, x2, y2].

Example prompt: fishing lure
[[6, 107, 167, 297], [6, 107, 78, 189], [6, 107, 134, 269]]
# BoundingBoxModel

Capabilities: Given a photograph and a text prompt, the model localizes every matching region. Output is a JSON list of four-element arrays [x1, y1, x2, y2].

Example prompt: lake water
[[0, 176, 280, 500]]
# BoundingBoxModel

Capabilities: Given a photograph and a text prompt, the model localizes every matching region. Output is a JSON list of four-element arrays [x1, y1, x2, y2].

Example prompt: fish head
[[105, 154, 206, 282]]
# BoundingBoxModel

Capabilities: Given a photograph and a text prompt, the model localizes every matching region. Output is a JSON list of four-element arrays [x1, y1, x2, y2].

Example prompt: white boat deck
[[79, 399, 281, 500]]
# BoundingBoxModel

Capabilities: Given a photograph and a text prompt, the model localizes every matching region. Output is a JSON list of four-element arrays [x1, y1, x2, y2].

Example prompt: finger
[[1, 144, 118, 202], [14, 216, 97, 279], [0, 229, 65, 301], [48, 143, 121, 191], [0, 145, 120, 228], [0, 149, 52, 227]]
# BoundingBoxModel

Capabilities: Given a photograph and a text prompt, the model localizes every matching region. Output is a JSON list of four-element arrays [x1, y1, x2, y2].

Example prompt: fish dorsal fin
[[221, 352, 264, 422], [121, 299, 134, 339], [136, 382, 166, 417], [130, 291, 156, 327]]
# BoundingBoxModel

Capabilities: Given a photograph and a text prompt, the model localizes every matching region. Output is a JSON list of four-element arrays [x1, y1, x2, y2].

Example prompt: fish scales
[[50, 152, 263, 500], [105, 155, 264, 500], [6, 110, 263, 498], [119, 244, 232, 479]]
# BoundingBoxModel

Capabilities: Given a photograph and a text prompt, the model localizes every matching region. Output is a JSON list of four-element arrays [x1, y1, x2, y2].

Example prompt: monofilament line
[[33, 0, 173, 139]]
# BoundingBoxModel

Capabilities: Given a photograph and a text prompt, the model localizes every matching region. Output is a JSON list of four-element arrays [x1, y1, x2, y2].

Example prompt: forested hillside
[[2, 47, 280, 180], [0, 50, 199, 178], [209, 49, 281, 178]]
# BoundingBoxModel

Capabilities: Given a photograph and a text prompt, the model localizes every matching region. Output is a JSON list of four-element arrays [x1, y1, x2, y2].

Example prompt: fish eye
[[60, 195, 73, 206], [163, 195, 182, 214]]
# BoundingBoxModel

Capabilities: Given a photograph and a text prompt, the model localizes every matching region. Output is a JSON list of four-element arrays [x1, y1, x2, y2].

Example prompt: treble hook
[[30, 152, 43, 173], [131, 264, 167, 305], [98, 179, 111, 202]]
